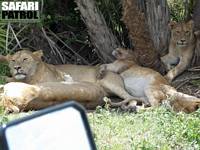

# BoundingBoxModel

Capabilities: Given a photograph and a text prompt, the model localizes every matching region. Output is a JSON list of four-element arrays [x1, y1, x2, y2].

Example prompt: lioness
[[161, 20, 196, 82], [97, 48, 200, 113], [1, 82, 106, 113], [5, 50, 65, 83], [0, 49, 144, 109]]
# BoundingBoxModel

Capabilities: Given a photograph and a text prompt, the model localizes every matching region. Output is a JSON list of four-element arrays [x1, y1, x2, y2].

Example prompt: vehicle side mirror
[[0, 101, 96, 150]]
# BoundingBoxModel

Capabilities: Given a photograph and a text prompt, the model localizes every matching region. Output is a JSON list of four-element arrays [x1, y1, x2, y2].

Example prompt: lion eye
[[185, 31, 190, 34], [176, 31, 180, 34], [23, 58, 28, 61], [11, 60, 15, 62]]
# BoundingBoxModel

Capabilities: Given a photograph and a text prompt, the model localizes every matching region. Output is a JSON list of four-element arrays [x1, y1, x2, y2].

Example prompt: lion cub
[[161, 20, 196, 82], [97, 48, 200, 113], [98, 48, 152, 107], [98, 48, 137, 78]]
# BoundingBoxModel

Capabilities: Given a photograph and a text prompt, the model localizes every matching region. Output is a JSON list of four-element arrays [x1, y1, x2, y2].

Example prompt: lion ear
[[194, 30, 200, 36], [168, 21, 177, 29], [187, 20, 194, 28], [33, 50, 43, 59], [0, 54, 11, 62]]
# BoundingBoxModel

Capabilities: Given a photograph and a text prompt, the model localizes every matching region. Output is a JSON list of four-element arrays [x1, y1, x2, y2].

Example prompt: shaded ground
[[172, 69, 200, 98]]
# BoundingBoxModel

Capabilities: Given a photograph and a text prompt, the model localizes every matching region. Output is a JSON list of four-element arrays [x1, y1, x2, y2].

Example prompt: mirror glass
[[4, 107, 93, 150]]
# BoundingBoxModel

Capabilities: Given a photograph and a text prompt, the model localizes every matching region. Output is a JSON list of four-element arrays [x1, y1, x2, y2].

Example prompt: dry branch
[[9, 24, 22, 49], [75, 0, 120, 63], [47, 28, 90, 65]]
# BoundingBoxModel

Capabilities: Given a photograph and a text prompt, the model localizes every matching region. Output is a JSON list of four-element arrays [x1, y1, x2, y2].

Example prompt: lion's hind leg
[[105, 96, 150, 112], [144, 87, 166, 107]]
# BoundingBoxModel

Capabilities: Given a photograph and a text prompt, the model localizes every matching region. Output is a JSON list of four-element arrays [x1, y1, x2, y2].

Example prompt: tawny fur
[[161, 20, 196, 82], [97, 48, 200, 113], [122, 0, 161, 72], [1, 82, 106, 113], [0, 49, 142, 111]]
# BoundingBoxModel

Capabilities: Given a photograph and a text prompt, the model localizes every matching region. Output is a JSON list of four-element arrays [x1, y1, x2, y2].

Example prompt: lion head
[[1, 82, 40, 113], [112, 48, 136, 61], [7, 50, 43, 81], [169, 20, 195, 47]]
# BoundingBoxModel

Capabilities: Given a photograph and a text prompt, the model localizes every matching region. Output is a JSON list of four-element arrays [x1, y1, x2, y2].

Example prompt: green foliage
[[96, 0, 130, 47], [42, 0, 83, 28], [0, 108, 31, 126], [0, 63, 10, 84], [0, 106, 9, 126], [0, 25, 7, 54], [89, 107, 200, 149], [96, 0, 123, 33], [191, 79, 200, 86], [167, 0, 194, 21], [168, 0, 185, 21]]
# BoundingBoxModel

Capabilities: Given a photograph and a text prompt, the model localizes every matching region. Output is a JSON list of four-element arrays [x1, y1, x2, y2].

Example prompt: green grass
[[0, 106, 199, 150], [0, 63, 10, 84], [191, 79, 200, 86], [88, 107, 200, 150]]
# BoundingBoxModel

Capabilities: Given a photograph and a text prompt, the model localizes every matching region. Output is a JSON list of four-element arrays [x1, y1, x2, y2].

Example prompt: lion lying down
[[0, 49, 199, 113], [0, 49, 145, 109], [1, 81, 199, 114], [97, 48, 200, 113], [0, 81, 106, 113]]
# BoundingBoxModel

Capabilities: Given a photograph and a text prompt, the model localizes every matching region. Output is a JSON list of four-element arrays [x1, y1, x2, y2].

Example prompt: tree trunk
[[122, 0, 168, 73], [192, 0, 200, 30], [137, 0, 170, 52], [144, 0, 170, 53], [75, 0, 120, 63], [192, 0, 200, 65]]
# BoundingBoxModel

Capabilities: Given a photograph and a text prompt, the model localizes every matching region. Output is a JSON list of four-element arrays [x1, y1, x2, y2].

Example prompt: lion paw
[[121, 104, 137, 113], [164, 74, 173, 83], [96, 65, 107, 79]]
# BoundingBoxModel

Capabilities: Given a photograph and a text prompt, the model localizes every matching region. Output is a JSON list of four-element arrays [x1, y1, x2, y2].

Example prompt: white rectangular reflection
[[5, 107, 91, 150]]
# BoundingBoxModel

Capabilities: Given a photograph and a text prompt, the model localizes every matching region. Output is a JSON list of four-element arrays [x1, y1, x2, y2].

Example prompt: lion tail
[[161, 84, 200, 113]]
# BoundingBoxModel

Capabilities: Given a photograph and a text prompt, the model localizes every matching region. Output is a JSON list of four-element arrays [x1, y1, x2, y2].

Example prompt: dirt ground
[[172, 67, 200, 98]]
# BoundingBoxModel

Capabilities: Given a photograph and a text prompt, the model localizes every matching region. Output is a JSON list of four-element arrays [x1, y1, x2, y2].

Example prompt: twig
[[46, 28, 90, 65], [5, 22, 10, 53], [41, 27, 65, 63], [11, 37, 28, 51], [188, 66, 200, 72], [9, 24, 22, 48], [40, 0, 44, 15], [26, 37, 35, 46], [176, 80, 189, 90], [7, 25, 27, 47], [175, 76, 200, 82], [175, 76, 200, 89]]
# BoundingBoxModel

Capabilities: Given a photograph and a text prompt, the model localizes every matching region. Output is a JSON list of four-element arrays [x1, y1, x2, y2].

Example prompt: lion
[[161, 20, 197, 82], [5, 50, 66, 83], [97, 48, 200, 113], [0, 82, 106, 113], [0, 49, 145, 111]]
